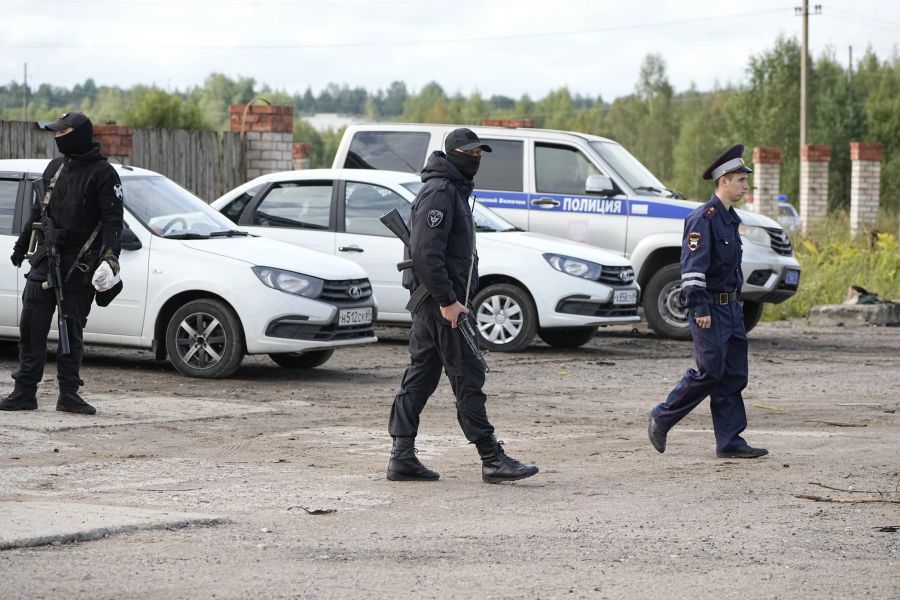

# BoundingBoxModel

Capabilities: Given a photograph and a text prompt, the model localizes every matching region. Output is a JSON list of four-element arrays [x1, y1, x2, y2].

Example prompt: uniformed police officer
[[0, 112, 123, 415], [387, 128, 539, 484], [647, 144, 768, 458]]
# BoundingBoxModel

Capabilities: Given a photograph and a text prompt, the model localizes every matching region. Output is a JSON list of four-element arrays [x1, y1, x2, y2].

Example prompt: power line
[[2, 7, 793, 50], [823, 12, 900, 34]]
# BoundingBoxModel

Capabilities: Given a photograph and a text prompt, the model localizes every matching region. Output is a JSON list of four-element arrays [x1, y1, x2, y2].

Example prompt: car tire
[[165, 299, 244, 378], [742, 300, 764, 333], [268, 349, 335, 369], [643, 263, 692, 341], [538, 326, 598, 348], [472, 283, 537, 353]]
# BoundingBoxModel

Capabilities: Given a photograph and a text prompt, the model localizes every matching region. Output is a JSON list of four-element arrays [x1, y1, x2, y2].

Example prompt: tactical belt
[[710, 290, 738, 304]]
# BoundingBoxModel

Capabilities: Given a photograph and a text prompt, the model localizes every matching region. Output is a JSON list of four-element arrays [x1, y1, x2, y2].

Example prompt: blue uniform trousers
[[652, 300, 749, 452]]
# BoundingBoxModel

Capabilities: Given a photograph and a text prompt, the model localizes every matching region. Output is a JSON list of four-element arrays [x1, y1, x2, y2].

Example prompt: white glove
[[92, 260, 121, 292]]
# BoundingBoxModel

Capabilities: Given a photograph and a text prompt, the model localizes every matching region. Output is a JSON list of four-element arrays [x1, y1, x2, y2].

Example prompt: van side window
[[345, 132, 430, 173], [0, 179, 18, 235], [344, 182, 411, 237], [221, 185, 263, 224], [535, 144, 601, 195], [473, 139, 523, 192], [253, 182, 333, 230]]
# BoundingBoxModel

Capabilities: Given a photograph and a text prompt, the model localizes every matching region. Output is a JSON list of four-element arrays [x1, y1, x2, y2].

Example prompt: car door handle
[[531, 198, 560, 207], [339, 245, 364, 253]]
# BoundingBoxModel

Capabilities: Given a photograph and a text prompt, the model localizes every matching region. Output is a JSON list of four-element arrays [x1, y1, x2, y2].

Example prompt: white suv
[[333, 124, 802, 339], [0, 159, 377, 378]]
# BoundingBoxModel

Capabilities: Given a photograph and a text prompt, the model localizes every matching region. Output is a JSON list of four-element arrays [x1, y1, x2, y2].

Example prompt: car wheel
[[643, 263, 692, 341], [742, 300, 764, 333], [538, 326, 598, 348], [472, 283, 537, 352], [268, 349, 335, 369], [165, 299, 244, 378]]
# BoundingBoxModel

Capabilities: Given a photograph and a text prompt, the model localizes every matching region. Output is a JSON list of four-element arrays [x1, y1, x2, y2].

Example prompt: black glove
[[102, 255, 120, 276], [10, 250, 24, 268]]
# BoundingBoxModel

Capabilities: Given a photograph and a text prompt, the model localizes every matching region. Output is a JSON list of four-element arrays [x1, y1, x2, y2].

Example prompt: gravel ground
[[0, 321, 898, 600]]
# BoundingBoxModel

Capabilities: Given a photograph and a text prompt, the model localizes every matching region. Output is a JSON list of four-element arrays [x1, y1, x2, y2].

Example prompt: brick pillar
[[480, 118, 534, 128], [849, 142, 882, 237], [752, 147, 781, 220], [93, 124, 134, 162], [229, 104, 294, 181], [292, 142, 311, 170], [799, 144, 831, 232]]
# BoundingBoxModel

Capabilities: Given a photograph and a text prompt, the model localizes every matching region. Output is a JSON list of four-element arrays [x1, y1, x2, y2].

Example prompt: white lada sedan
[[212, 169, 641, 352], [0, 160, 377, 378]]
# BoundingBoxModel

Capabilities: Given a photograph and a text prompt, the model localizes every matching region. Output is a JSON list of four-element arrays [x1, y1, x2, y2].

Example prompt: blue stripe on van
[[474, 190, 694, 220]]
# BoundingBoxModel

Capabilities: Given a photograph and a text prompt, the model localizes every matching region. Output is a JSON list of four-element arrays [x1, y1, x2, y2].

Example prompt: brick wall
[[849, 142, 882, 237], [229, 104, 294, 180], [293, 142, 311, 170], [481, 118, 534, 128], [752, 146, 781, 219], [93, 124, 134, 160], [799, 144, 830, 232]]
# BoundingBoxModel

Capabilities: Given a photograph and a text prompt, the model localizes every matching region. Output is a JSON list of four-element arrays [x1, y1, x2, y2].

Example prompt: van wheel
[[538, 327, 598, 348], [269, 349, 335, 369], [643, 263, 691, 341], [165, 299, 244, 378], [742, 300, 764, 333], [472, 283, 537, 352]]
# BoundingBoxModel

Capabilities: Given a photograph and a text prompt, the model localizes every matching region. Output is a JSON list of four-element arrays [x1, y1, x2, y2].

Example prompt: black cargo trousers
[[389, 297, 495, 443], [13, 253, 96, 395]]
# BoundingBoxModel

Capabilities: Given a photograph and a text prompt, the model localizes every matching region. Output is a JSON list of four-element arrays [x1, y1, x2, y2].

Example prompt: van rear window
[[345, 132, 430, 173]]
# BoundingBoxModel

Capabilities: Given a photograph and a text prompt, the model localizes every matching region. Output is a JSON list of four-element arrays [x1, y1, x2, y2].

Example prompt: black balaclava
[[55, 120, 94, 157], [446, 150, 481, 180]]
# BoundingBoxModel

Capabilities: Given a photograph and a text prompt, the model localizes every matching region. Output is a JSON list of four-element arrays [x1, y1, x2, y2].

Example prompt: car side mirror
[[121, 225, 142, 251], [585, 174, 615, 196]]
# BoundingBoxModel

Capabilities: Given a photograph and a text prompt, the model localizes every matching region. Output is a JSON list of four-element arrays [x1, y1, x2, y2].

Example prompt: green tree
[[124, 89, 210, 130]]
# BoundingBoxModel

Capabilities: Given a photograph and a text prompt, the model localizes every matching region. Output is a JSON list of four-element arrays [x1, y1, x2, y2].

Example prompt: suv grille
[[765, 228, 793, 256], [319, 278, 373, 304], [267, 321, 375, 342], [598, 266, 635, 286]]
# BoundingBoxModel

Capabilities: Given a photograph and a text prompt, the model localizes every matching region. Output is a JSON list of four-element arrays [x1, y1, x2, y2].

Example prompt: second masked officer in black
[[387, 128, 539, 484], [647, 144, 768, 459], [0, 112, 123, 416]]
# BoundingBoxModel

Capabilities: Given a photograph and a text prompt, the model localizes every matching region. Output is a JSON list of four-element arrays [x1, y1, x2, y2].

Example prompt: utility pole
[[795, 2, 822, 148], [848, 45, 853, 83], [22, 63, 28, 121]]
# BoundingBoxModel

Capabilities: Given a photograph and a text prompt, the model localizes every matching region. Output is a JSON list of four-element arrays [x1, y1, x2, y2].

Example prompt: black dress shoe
[[647, 414, 666, 453], [716, 444, 768, 459]]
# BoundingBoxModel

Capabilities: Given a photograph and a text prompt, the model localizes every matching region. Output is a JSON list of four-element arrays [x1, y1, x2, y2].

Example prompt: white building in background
[[302, 113, 373, 132]]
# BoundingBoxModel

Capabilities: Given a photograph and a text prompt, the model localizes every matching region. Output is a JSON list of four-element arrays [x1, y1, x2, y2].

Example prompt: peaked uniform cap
[[702, 143, 753, 181]]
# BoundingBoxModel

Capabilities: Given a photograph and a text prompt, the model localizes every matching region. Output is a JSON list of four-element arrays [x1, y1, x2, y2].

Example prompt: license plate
[[613, 289, 638, 305], [785, 269, 800, 285], [338, 307, 372, 326]]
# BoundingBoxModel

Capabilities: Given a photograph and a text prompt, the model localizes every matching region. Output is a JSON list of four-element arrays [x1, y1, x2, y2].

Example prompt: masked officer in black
[[648, 144, 768, 458], [387, 128, 539, 484], [0, 112, 123, 415]]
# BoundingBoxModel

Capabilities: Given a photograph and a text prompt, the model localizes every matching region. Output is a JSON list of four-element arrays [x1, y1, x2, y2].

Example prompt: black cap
[[444, 128, 492, 153], [702, 143, 753, 181], [39, 111, 91, 132]]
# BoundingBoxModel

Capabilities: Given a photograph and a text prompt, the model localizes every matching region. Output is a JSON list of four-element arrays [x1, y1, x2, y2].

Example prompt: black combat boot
[[56, 391, 96, 415], [0, 387, 38, 411], [476, 436, 539, 484], [386, 437, 439, 481]]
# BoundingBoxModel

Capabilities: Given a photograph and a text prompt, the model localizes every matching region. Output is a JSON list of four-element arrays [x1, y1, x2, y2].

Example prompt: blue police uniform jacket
[[680, 195, 744, 318]]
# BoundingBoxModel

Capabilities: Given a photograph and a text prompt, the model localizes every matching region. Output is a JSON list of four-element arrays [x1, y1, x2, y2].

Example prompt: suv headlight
[[544, 253, 604, 281], [739, 224, 772, 248], [252, 266, 324, 298]]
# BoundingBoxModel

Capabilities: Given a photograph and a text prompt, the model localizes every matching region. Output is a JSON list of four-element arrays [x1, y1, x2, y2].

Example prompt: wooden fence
[[0, 120, 244, 202]]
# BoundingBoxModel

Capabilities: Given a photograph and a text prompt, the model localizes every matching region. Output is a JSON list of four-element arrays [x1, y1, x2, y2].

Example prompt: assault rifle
[[32, 215, 71, 356], [379, 208, 489, 372]]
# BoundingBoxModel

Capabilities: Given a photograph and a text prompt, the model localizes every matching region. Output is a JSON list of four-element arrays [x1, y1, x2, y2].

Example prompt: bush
[[764, 211, 900, 320]]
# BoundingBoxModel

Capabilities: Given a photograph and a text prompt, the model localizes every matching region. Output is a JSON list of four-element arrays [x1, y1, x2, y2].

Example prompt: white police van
[[333, 124, 801, 339]]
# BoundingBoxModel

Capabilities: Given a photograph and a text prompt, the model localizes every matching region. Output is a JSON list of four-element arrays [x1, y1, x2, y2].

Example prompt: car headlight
[[543, 253, 604, 281], [252, 266, 324, 298], [739, 224, 772, 248]]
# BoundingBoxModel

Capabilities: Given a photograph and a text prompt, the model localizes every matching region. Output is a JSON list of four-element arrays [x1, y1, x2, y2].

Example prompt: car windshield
[[401, 181, 519, 232], [589, 141, 668, 195], [123, 176, 239, 238]]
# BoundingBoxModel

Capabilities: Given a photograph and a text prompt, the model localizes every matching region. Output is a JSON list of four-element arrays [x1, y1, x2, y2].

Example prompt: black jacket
[[406, 151, 479, 307], [15, 146, 124, 259]]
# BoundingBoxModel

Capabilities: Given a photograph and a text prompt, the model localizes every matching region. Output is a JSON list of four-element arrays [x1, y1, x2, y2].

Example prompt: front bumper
[[740, 243, 801, 305]]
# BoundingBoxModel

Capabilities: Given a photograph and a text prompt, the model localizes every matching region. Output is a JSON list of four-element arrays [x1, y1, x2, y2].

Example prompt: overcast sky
[[2, 0, 899, 102]]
